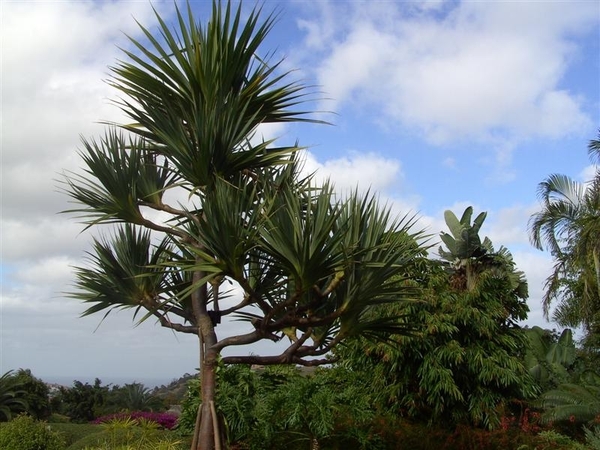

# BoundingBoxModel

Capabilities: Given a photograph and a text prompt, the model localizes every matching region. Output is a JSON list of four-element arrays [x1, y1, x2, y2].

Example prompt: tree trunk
[[593, 248, 600, 301], [310, 437, 320, 450], [190, 263, 221, 450], [197, 314, 219, 450]]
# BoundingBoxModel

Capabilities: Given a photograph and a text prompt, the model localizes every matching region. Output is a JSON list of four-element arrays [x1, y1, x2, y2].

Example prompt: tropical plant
[[111, 383, 164, 413], [529, 132, 600, 340], [252, 366, 378, 450], [438, 207, 493, 291], [0, 370, 28, 422], [60, 2, 425, 449], [584, 425, 600, 450], [338, 207, 538, 430], [523, 327, 577, 390], [534, 369, 600, 425], [177, 364, 380, 449]]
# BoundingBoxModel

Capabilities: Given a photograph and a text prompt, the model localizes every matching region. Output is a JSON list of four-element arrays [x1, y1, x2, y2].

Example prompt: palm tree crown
[[529, 132, 600, 331]]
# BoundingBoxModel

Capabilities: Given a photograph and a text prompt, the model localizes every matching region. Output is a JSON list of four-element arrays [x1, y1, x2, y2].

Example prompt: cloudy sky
[[2, 0, 599, 386]]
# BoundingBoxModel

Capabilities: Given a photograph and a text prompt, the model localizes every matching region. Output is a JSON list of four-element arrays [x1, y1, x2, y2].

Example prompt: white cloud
[[1, 217, 91, 261], [304, 1, 596, 144], [300, 150, 403, 193], [580, 164, 598, 182], [512, 250, 554, 329], [443, 157, 456, 169], [485, 204, 539, 248]]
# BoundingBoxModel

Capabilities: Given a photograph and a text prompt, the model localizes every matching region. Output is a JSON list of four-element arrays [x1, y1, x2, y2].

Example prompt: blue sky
[[1, 0, 599, 385]]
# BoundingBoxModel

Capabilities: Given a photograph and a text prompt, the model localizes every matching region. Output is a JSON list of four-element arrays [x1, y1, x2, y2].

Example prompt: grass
[[47, 423, 99, 447]]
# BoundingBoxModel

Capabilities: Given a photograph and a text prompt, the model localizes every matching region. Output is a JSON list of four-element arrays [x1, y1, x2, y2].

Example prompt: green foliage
[[0, 370, 28, 422], [45, 422, 98, 447], [178, 365, 264, 442], [535, 375, 600, 424], [535, 430, 589, 450], [584, 425, 600, 450], [175, 378, 200, 437], [338, 207, 537, 430], [438, 207, 490, 264], [0, 414, 65, 450], [523, 327, 577, 390], [12, 369, 51, 420], [250, 366, 377, 449], [53, 380, 165, 418], [178, 364, 383, 449], [106, 383, 165, 413]]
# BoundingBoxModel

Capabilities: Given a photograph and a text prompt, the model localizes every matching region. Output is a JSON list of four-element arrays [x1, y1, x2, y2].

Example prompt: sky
[[2, 0, 599, 387]]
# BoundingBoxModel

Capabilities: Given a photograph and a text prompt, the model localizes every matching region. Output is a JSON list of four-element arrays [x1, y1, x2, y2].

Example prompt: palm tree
[[118, 383, 163, 412], [528, 133, 600, 333], [61, 3, 425, 449], [0, 370, 28, 422]]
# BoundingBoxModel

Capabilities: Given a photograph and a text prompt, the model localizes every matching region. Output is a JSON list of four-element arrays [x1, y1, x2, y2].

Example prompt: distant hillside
[[151, 372, 196, 406]]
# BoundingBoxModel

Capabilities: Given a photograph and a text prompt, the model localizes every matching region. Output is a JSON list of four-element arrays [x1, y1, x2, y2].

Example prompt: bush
[[0, 414, 65, 450]]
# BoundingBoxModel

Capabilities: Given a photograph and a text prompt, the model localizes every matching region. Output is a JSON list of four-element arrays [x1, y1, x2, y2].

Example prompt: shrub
[[0, 414, 65, 450]]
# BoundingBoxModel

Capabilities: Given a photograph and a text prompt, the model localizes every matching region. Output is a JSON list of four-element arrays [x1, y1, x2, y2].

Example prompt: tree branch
[[212, 329, 279, 352], [154, 312, 198, 334], [139, 200, 202, 228], [221, 354, 335, 366], [139, 217, 189, 240]]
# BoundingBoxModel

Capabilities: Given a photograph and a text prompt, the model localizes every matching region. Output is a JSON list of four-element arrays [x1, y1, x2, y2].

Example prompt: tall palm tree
[[529, 133, 600, 333], [61, 3, 425, 449]]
